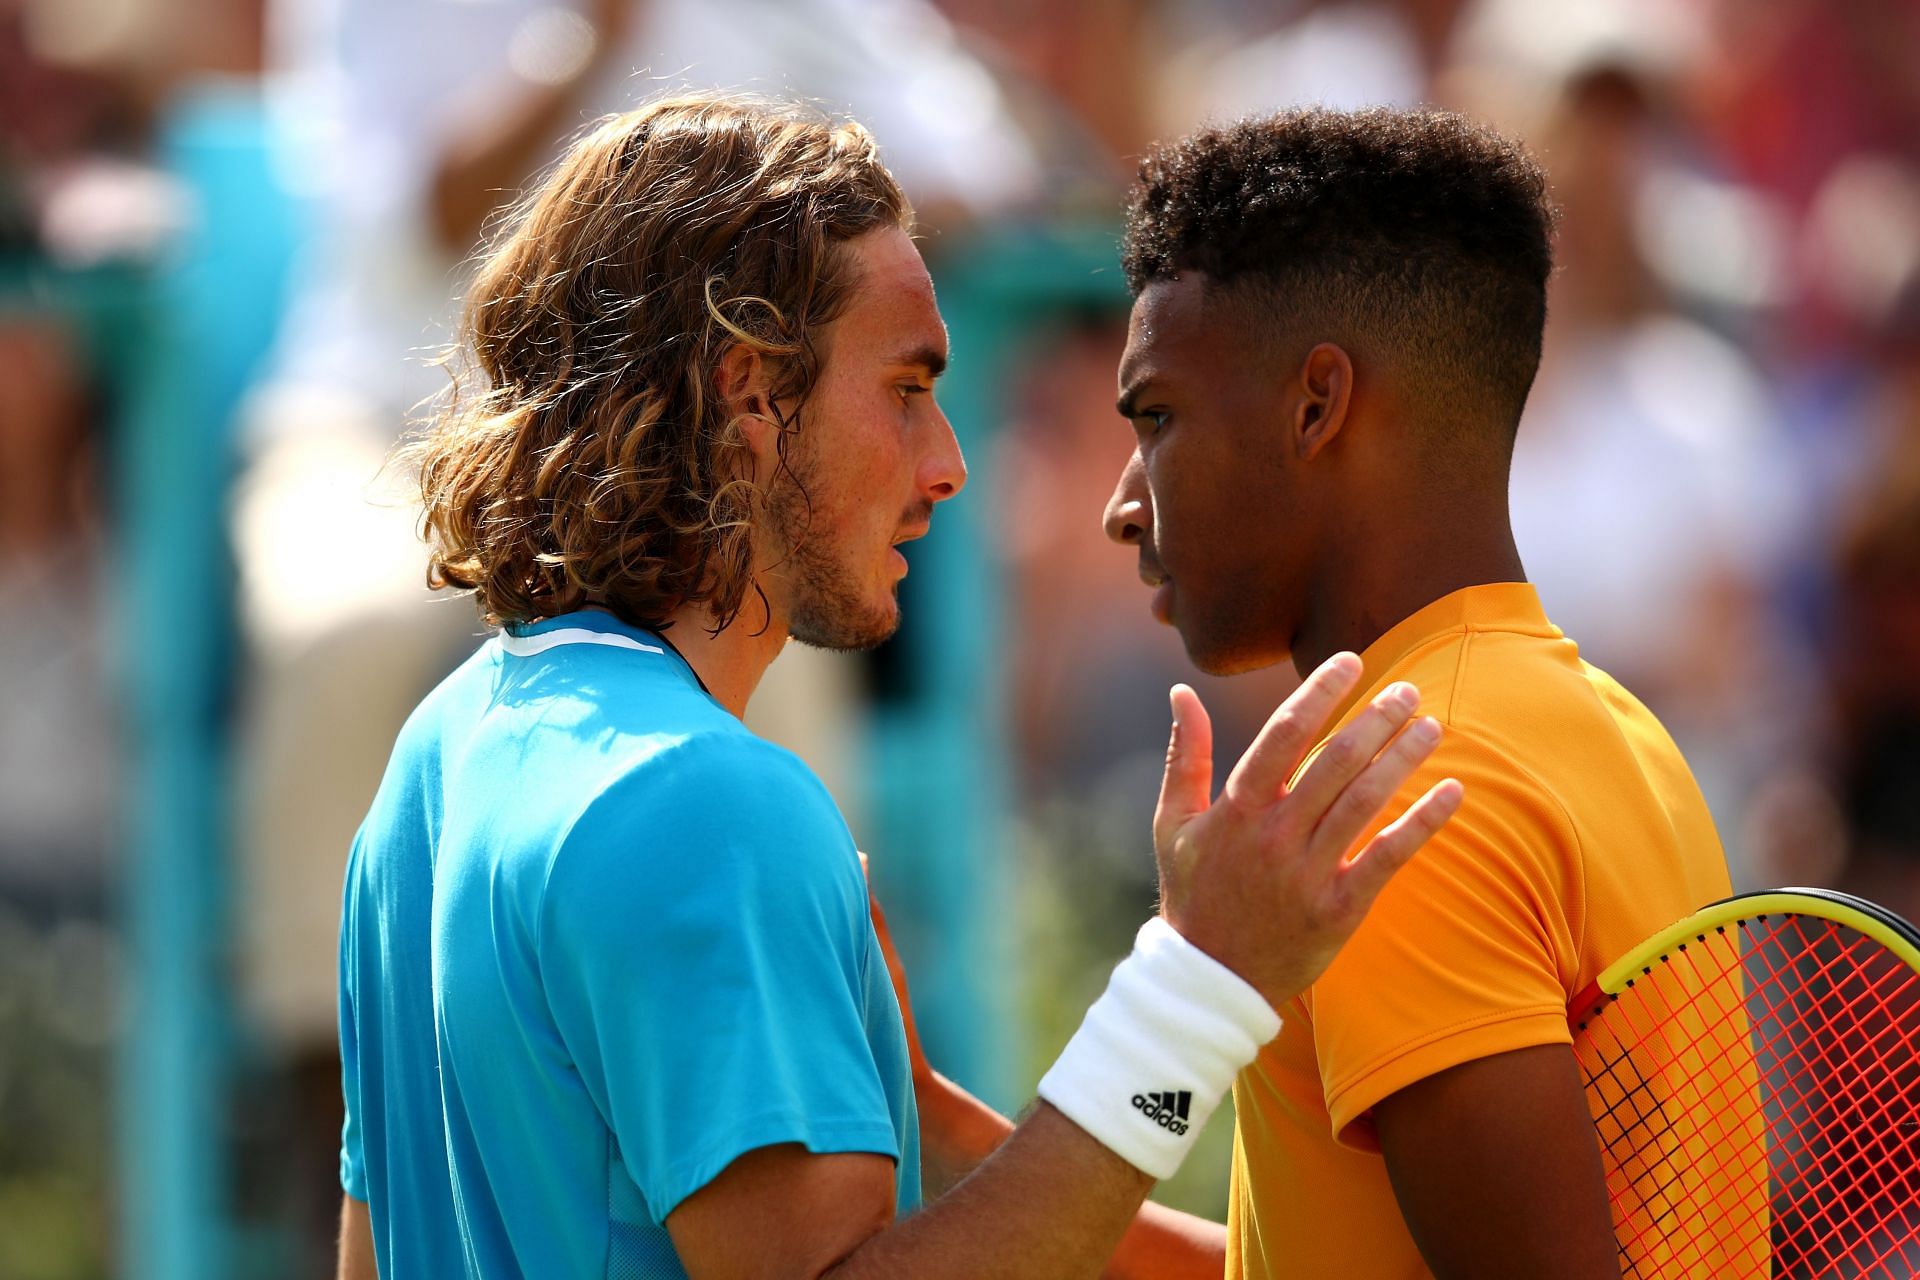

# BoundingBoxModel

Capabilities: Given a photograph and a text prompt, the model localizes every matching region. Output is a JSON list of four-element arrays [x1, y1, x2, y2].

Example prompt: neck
[[656, 598, 791, 719], [1290, 483, 1526, 677]]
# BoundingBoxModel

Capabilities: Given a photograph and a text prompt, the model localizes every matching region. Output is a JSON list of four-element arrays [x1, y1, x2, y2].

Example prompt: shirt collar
[[1329, 581, 1558, 725], [500, 609, 706, 691]]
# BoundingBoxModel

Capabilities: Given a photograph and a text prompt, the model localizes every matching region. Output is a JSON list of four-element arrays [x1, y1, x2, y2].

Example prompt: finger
[[1333, 778, 1464, 914], [1222, 651, 1363, 808], [1307, 715, 1446, 864], [1283, 681, 1421, 825], [1153, 684, 1214, 846]]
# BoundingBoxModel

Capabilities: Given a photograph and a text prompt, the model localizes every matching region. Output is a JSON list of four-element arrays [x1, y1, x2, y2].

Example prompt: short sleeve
[[537, 733, 898, 1222], [338, 838, 369, 1201], [1309, 732, 1583, 1149]]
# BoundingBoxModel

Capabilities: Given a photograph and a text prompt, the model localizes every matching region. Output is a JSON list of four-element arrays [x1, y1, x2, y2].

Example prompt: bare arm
[[666, 656, 1461, 1279], [427, 0, 639, 252], [1376, 1044, 1620, 1280], [1106, 1203, 1227, 1280], [337, 1194, 376, 1280], [867, 890, 1011, 1198], [670, 1105, 1151, 1280], [874, 901, 1224, 1277]]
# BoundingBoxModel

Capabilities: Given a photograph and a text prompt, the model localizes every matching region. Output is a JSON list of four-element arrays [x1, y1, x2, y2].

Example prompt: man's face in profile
[[1105, 272, 1320, 676], [763, 226, 963, 651]]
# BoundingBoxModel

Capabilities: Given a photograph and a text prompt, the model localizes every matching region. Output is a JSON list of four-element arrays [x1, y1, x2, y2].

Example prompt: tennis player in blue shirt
[[336, 93, 1462, 1279]]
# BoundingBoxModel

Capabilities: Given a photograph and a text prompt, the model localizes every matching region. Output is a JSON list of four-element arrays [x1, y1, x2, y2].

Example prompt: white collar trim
[[498, 628, 665, 658]]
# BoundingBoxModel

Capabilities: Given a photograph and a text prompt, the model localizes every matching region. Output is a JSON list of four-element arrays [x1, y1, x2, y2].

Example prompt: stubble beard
[[765, 451, 902, 653]]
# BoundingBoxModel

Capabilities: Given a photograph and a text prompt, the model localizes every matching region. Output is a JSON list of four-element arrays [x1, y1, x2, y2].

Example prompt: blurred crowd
[[2, 0, 1918, 1274]]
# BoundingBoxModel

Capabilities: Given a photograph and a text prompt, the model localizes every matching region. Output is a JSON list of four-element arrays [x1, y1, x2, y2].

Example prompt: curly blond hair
[[408, 94, 911, 631]]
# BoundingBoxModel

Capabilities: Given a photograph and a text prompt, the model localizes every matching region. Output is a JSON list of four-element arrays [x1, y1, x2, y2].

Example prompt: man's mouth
[[1139, 559, 1174, 625], [889, 523, 930, 576], [1150, 580, 1175, 625]]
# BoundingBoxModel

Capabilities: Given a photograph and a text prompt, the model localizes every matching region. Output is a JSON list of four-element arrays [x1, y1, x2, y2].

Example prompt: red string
[[1573, 912, 1920, 1277]]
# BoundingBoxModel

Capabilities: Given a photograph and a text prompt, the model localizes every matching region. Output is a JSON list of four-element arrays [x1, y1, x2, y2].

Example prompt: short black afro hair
[[1123, 108, 1556, 435]]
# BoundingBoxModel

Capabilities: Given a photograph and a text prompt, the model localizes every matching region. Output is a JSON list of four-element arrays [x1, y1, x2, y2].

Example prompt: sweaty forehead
[[1119, 273, 1229, 388]]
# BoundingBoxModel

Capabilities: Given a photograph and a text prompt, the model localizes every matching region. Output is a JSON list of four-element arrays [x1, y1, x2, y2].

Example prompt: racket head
[[1570, 888, 1920, 1279]]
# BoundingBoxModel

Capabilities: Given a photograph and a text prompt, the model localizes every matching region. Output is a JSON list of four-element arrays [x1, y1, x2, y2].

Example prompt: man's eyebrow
[[891, 343, 948, 379], [1116, 373, 1153, 419]]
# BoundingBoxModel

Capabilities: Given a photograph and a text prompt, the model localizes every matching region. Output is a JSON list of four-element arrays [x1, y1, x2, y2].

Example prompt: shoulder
[[1364, 717, 1584, 937], [599, 728, 846, 837], [539, 727, 862, 937], [1398, 625, 1606, 825], [373, 640, 499, 789]]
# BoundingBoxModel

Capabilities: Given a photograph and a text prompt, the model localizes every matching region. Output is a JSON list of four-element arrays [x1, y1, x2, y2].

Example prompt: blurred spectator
[[1155, 0, 1467, 129], [937, 0, 1157, 171], [0, 0, 159, 931], [1829, 445, 1920, 923], [1800, 226, 1920, 923], [0, 317, 115, 916], [1506, 64, 1806, 883], [1692, 0, 1920, 353], [0, 3, 224, 1274]]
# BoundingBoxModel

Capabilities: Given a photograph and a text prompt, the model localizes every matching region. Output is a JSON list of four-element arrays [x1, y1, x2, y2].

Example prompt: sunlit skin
[[755, 225, 965, 652], [1103, 271, 1526, 680], [679, 226, 966, 714], [1105, 275, 1332, 675]]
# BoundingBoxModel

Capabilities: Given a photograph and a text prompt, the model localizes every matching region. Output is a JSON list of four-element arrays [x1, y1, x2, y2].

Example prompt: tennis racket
[[1569, 888, 1920, 1278]]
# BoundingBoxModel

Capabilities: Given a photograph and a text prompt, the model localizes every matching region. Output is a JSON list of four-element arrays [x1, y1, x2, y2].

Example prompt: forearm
[[827, 1103, 1153, 1280], [917, 1069, 1014, 1196], [682, 663, 1452, 1278], [1104, 1202, 1227, 1280], [917, 1069, 1226, 1278], [337, 1194, 376, 1280]]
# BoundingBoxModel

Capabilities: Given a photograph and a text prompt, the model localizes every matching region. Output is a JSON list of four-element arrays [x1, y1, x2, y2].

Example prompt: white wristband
[[1036, 918, 1282, 1180]]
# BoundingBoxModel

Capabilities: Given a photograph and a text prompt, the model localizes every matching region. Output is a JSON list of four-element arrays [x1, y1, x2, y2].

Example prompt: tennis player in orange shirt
[[864, 101, 1749, 1277], [1093, 107, 1740, 1278]]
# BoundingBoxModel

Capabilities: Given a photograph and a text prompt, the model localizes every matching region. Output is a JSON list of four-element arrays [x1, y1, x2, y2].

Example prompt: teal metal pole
[[114, 84, 297, 1280], [869, 225, 1127, 1112]]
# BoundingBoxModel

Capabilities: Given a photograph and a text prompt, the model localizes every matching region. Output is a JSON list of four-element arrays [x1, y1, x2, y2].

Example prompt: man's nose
[[923, 403, 967, 503], [1103, 450, 1150, 546]]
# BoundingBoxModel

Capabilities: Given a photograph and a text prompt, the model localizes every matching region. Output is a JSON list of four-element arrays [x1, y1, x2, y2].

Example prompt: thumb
[[1154, 684, 1214, 848]]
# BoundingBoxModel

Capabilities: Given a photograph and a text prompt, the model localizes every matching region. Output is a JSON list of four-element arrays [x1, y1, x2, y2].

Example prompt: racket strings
[[1580, 926, 1764, 1276], [1574, 912, 1920, 1278], [1751, 918, 1919, 1278]]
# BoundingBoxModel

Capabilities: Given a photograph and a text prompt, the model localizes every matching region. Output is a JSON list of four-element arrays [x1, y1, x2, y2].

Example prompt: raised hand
[[1152, 653, 1463, 1010]]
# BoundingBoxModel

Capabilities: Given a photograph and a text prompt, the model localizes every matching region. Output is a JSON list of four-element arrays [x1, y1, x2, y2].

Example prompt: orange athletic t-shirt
[[1226, 582, 1738, 1279]]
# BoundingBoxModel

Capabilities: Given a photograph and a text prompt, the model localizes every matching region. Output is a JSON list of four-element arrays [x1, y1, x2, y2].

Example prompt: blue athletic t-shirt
[[338, 610, 920, 1278]]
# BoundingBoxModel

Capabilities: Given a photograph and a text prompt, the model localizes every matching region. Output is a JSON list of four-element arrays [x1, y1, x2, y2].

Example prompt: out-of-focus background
[[1, 0, 1917, 1274]]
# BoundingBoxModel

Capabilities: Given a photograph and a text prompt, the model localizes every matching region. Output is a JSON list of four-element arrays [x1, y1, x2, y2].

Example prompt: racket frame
[[1569, 887, 1920, 1030]]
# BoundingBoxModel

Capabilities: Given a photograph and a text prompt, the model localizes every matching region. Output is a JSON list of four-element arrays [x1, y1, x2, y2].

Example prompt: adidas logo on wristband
[[1037, 919, 1279, 1180], [1130, 1090, 1193, 1135]]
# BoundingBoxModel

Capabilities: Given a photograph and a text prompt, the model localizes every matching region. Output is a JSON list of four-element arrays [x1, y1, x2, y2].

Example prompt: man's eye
[[1136, 410, 1170, 435], [897, 384, 931, 405]]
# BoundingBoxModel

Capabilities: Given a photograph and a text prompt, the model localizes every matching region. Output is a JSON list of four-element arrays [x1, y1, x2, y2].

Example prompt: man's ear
[[714, 343, 780, 461], [1292, 342, 1354, 461]]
